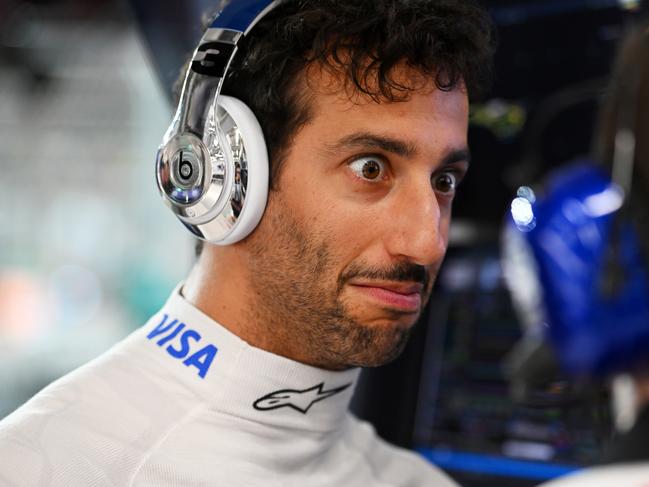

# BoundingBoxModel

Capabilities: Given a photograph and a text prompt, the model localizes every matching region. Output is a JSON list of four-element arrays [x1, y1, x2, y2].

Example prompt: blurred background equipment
[[0, 0, 193, 418], [500, 18, 649, 483], [1, 0, 648, 486]]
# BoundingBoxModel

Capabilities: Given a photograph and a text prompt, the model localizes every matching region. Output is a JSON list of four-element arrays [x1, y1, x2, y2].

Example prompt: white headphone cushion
[[216, 95, 269, 245]]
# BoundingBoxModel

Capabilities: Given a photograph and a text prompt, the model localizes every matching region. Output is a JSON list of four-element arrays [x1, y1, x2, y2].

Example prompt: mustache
[[338, 261, 430, 290]]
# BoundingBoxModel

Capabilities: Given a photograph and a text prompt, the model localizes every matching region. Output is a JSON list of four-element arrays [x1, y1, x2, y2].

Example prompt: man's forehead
[[301, 71, 469, 150]]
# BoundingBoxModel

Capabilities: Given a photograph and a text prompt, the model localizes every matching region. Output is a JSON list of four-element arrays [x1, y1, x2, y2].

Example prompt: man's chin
[[343, 323, 412, 368], [348, 308, 423, 343]]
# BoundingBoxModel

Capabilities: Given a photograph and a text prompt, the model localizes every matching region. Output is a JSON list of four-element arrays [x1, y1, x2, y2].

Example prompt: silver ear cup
[[155, 95, 268, 244], [156, 127, 232, 228]]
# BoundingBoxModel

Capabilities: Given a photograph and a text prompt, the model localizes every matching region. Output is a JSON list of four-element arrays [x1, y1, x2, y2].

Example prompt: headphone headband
[[209, 0, 281, 33], [168, 0, 279, 141]]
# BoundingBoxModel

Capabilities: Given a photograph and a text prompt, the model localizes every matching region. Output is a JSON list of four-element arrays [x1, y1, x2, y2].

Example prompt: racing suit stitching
[[127, 403, 207, 486], [341, 418, 395, 487]]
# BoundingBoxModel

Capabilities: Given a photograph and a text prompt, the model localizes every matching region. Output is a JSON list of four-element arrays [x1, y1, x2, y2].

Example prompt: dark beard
[[245, 193, 429, 370]]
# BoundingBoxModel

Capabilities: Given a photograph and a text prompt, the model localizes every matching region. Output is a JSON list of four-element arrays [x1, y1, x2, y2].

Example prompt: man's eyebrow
[[325, 133, 418, 158], [325, 132, 471, 167], [440, 148, 471, 168]]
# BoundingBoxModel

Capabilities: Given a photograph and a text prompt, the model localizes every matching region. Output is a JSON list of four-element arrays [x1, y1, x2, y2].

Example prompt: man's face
[[244, 68, 469, 370]]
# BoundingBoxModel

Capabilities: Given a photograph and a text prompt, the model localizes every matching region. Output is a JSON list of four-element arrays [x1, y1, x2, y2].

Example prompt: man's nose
[[384, 183, 447, 266]]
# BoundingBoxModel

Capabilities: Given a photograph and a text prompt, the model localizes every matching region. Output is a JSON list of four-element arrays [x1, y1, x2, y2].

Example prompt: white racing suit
[[0, 287, 457, 486], [537, 464, 649, 487]]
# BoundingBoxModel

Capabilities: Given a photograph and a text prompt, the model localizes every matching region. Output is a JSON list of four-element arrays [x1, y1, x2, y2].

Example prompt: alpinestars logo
[[253, 382, 351, 414]]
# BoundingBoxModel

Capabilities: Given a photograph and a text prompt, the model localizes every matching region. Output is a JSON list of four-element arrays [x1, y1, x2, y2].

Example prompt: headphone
[[156, 0, 281, 245], [503, 33, 649, 378]]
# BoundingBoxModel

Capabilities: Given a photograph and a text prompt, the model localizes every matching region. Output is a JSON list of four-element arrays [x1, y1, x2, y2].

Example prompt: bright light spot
[[517, 185, 536, 203], [583, 185, 624, 218], [511, 197, 536, 231], [470, 99, 527, 138], [503, 440, 555, 461], [618, 0, 641, 11]]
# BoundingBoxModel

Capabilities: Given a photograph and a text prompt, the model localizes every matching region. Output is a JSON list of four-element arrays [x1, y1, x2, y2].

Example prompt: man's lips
[[347, 280, 423, 312]]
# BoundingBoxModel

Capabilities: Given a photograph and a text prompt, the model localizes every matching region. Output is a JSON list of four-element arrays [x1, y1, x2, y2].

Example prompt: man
[[0, 0, 495, 485]]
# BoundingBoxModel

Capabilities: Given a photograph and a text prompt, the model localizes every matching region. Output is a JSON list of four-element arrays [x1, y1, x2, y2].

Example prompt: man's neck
[[181, 247, 321, 367]]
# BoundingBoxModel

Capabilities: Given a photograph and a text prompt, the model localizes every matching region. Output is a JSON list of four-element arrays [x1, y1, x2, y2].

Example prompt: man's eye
[[433, 172, 458, 194], [348, 156, 386, 181]]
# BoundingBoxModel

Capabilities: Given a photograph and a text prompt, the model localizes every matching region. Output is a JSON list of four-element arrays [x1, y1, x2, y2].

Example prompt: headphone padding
[[216, 95, 269, 245]]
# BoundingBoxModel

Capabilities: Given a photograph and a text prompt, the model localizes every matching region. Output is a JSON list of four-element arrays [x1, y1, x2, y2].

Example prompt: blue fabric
[[417, 448, 580, 480], [512, 160, 649, 376], [209, 0, 276, 33]]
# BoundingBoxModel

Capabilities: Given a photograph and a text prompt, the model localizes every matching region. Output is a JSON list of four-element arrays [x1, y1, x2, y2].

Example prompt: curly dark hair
[[182, 0, 496, 253], [219, 0, 495, 184], [179, 0, 496, 181]]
